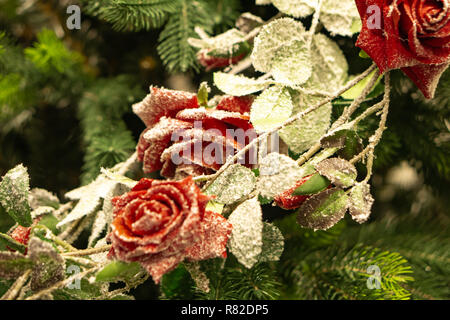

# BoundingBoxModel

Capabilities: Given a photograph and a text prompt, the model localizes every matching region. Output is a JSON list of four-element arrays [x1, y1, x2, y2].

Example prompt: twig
[[202, 64, 378, 190], [307, 0, 323, 49], [62, 245, 112, 257], [25, 266, 101, 300], [351, 72, 391, 169], [0, 269, 32, 300]]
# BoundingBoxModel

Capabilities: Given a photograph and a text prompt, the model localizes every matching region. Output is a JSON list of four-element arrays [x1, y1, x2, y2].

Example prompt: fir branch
[[157, 0, 213, 73]]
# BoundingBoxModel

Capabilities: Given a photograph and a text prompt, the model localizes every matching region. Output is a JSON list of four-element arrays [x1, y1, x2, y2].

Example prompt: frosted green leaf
[[214, 72, 271, 96], [315, 158, 357, 188], [341, 70, 382, 100], [271, 0, 318, 18], [257, 153, 305, 199], [88, 210, 108, 247], [29, 188, 60, 210], [251, 18, 307, 73], [299, 147, 339, 176], [321, 0, 361, 37], [205, 164, 256, 204], [349, 182, 374, 223], [96, 261, 143, 283], [292, 173, 330, 196], [280, 93, 332, 154], [0, 164, 32, 227], [297, 188, 349, 231], [205, 201, 224, 214], [100, 168, 138, 189], [0, 251, 33, 279], [197, 82, 209, 107], [272, 40, 312, 86], [0, 232, 27, 254], [188, 28, 246, 55], [28, 237, 65, 291], [228, 198, 263, 269], [250, 86, 293, 133], [258, 223, 284, 262], [304, 34, 348, 93]]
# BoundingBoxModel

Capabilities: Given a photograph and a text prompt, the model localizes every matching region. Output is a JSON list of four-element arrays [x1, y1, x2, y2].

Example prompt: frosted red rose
[[134, 87, 256, 177], [355, 0, 450, 98], [107, 176, 232, 283], [274, 175, 314, 210]]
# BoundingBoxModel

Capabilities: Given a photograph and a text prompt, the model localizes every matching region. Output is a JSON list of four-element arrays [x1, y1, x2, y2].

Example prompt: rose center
[[418, 0, 449, 32], [132, 200, 172, 235]]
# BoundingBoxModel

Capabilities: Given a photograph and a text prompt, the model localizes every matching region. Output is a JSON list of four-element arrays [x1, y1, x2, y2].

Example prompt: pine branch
[[157, 0, 213, 73]]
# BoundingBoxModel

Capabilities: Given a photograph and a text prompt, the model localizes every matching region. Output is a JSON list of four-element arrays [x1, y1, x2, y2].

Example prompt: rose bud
[[197, 41, 250, 71], [107, 176, 232, 284], [355, 0, 450, 98]]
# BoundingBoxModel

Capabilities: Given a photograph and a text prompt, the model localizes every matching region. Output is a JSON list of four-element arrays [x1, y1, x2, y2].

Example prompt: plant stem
[[202, 64, 377, 190], [0, 269, 32, 300], [62, 245, 112, 257]]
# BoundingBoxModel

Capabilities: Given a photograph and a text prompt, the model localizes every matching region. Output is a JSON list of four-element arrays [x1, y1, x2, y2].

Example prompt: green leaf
[[96, 260, 143, 283], [279, 92, 332, 154], [257, 152, 305, 199], [197, 82, 209, 107], [36, 214, 59, 235], [250, 85, 293, 133], [271, 40, 312, 86], [297, 188, 349, 230], [205, 164, 256, 204], [0, 251, 33, 279], [0, 164, 32, 227], [251, 18, 307, 73], [271, 0, 317, 18], [320, 0, 361, 37], [320, 130, 363, 160], [0, 232, 27, 254], [205, 201, 224, 214], [348, 182, 374, 223], [315, 158, 357, 188], [341, 69, 383, 100], [29, 188, 60, 209], [359, 50, 370, 59], [292, 173, 330, 196], [160, 264, 195, 299], [28, 237, 65, 292], [228, 198, 263, 269], [258, 223, 284, 262], [214, 72, 271, 96]]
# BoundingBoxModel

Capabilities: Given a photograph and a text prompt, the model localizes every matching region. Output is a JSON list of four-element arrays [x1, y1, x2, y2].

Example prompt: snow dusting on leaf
[[184, 261, 210, 293], [258, 223, 284, 262], [315, 158, 357, 188], [320, 0, 361, 37], [28, 237, 65, 291], [257, 153, 306, 199], [271, 40, 312, 86], [271, 0, 318, 18], [0, 164, 32, 227], [228, 198, 263, 269], [280, 93, 332, 154], [205, 164, 256, 204], [0, 251, 33, 279], [251, 18, 307, 74], [297, 187, 349, 231], [250, 85, 293, 133], [214, 72, 271, 96], [349, 182, 374, 223], [88, 210, 108, 248], [29, 188, 60, 210]]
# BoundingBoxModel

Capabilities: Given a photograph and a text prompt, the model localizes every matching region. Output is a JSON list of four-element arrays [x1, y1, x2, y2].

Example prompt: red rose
[[274, 175, 314, 210], [135, 89, 257, 177], [107, 176, 232, 283], [198, 48, 249, 71], [7, 217, 42, 254], [355, 0, 450, 98]]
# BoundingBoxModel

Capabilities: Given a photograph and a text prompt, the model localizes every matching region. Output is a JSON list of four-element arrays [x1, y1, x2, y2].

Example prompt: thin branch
[[62, 245, 112, 257], [202, 64, 378, 190], [0, 269, 32, 300]]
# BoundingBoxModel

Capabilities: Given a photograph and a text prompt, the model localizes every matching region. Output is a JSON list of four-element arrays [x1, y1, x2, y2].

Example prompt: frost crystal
[[228, 198, 263, 269], [257, 153, 306, 199], [271, 0, 318, 18], [320, 0, 361, 37], [205, 164, 256, 204]]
